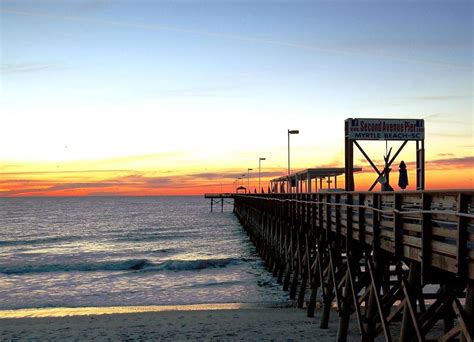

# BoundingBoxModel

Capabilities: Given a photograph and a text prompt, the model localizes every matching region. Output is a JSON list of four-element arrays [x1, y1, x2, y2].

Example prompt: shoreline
[[0, 305, 361, 341], [0, 302, 293, 319]]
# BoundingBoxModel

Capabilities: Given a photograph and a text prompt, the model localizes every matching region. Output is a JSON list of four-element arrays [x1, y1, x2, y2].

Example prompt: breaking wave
[[0, 258, 242, 275], [143, 258, 241, 272]]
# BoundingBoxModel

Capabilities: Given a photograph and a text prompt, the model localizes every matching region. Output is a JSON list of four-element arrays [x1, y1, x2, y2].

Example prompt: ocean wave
[[0, 259, 150, 275], [150, 248, 181, 255], [113, 233, 190, 242], [0, 235, 82, 247], [0, 257, 242, 275], [180, 279, 244, 289], [143, 258, 241, 272]]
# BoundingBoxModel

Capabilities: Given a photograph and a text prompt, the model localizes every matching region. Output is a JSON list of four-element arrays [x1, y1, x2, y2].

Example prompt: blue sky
[[1, 0, 472, 176]]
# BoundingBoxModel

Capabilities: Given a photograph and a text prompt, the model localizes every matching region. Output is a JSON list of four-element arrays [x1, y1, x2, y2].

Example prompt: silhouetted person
[[398, 161, 408, 190]]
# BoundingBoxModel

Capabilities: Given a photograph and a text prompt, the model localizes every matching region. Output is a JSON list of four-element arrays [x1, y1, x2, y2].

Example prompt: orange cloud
[[0, 172, 238, 197], [0, 156, 472, 197]]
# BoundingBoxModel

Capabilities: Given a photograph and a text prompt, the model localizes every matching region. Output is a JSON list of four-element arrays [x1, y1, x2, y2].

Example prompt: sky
[[0, 0, 473, 196]]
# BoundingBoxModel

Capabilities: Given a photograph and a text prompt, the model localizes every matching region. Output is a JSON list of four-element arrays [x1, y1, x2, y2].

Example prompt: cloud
[[1, 180, 122, 195], [426, 156, 474, 170], [0, 179, 53, 185], [0, 63, 60, 74], [423, 113, 470, 126], [190, 170, 285, 180], [2, 8, 472, 70], [97, 152, 185, 164], [312, 161, 347, 169], [350, 156, 474, 174], [0, 188, 47, 196], [140, 177, 174, 188], [431, 132, 473, 138], [409, 95, 472, 101], [188, 172, 227, 180], [0, 175, 149, 196], [0, 173, 178, 196], [357, 158, 384, 165], [403, 156, 474, 171], [3, 156, 471, 196], [0, 169, 131, 176], [189, 172, 249, 180], [115, 174, 174, 186], [76, 0, 110, 12], [47, 182, 122, 191], [344, 39, 472, 52]]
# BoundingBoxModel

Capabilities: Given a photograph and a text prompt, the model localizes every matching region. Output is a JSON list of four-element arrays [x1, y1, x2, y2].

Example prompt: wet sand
[[0, 305, 361, 341]]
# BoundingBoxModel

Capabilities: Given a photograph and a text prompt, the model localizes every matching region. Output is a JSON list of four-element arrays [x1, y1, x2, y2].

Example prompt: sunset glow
[[1, 1, 472, 196]]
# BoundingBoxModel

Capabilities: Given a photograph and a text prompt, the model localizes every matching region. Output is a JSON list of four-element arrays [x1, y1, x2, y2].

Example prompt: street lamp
[[259, 157, 266, 192], [247, 168, 253, 192], [235, 177, 242, 192], [288, 129, 299, 193]]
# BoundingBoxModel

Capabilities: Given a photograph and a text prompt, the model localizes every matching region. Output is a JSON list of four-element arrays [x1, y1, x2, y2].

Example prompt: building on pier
[[270, 167, 362, 193]]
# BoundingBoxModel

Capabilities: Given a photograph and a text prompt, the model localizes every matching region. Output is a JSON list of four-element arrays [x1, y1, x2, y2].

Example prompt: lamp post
[[247, 168, 253, 193], [288, 129, 299, 193], [259, 157, 266, 192]]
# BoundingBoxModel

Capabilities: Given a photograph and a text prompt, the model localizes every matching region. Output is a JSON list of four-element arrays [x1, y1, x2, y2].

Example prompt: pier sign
[[347, 118, 424, 140]]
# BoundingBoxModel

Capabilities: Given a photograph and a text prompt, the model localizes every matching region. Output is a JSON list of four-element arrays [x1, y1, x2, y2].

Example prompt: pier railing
[[232, 190, 474, 341]]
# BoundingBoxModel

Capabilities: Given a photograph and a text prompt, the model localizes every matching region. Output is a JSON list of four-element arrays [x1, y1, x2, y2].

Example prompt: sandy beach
[[0, 305, 361, 341]]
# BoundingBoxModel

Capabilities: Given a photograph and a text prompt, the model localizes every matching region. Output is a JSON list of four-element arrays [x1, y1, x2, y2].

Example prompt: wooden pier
[[204, 193, 234, 212], [232, 191, 474, 341]]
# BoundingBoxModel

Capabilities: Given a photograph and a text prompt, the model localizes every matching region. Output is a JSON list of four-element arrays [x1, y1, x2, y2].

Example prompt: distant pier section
[[204, 193, 234, 212]]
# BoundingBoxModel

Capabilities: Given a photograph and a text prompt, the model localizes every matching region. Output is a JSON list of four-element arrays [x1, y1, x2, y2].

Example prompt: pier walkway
[[230, 190, 474, 341]]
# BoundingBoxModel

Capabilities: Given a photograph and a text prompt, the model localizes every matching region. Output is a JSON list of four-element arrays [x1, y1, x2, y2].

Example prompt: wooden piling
[[399, 261, 420, 341], [307, 250, 320, 317], [336, 251, 354, 342], [460, 280, 474, 342]]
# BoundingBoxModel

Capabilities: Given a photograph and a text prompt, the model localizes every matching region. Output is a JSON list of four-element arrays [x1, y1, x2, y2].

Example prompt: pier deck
[[232, 190, 474, 341], [204, 193, 234, 199]]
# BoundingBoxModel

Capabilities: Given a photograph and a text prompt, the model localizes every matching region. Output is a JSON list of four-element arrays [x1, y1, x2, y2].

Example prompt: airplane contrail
[[1, 8, 472, 70]]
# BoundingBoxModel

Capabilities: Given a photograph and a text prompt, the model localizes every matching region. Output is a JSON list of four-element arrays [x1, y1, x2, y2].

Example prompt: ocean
[[0, 196, 287, 310]]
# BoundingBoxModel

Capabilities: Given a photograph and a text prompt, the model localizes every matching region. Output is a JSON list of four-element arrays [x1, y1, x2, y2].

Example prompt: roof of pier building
[[270, 167, 362, 183]]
